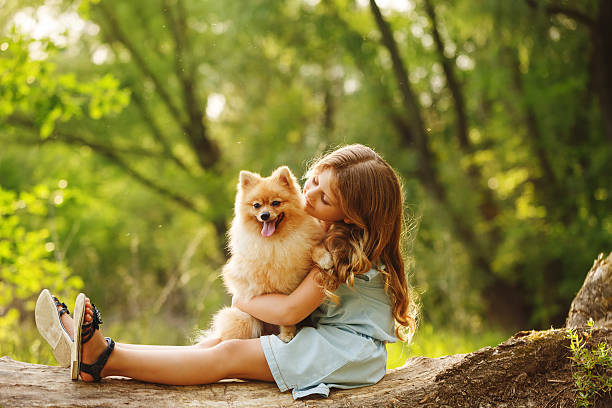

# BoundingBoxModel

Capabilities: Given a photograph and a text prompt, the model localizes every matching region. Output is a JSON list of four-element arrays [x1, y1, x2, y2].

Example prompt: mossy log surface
[[1, 252, 611, 407]]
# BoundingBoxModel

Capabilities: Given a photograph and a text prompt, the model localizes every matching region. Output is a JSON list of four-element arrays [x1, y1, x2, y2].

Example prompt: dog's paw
[[312, 245, 333, 270], [278, 332, 294, 343], [279, 325, 296, 343]]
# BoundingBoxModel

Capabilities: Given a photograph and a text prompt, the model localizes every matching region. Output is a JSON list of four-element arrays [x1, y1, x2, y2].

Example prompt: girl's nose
[[305, 188, 315, 203]]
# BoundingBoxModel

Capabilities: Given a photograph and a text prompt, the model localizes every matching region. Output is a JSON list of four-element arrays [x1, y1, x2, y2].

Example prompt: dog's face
[[235, 166, 307, 238]]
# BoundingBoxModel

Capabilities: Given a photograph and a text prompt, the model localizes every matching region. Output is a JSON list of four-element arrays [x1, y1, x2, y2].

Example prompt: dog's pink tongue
[[261, 221, 276, 237]]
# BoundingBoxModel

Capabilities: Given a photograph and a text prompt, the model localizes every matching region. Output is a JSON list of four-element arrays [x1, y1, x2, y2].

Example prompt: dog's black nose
[[260, 212, 270, 221]]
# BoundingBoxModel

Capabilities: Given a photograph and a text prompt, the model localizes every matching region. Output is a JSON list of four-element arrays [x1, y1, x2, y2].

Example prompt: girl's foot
[[56, 299, 74, 340], [35, 289, 74, 367], [72, 295, 116, 382]]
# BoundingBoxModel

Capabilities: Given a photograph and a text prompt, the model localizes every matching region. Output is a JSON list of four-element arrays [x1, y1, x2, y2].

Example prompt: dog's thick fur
[[209, 166, 327, 342]]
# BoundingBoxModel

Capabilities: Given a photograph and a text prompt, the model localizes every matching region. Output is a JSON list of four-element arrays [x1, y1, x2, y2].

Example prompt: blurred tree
[[0, 0, 610, 364]]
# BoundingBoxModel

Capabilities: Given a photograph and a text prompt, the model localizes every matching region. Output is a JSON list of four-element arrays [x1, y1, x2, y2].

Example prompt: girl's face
[[303, 169, 346, 222]]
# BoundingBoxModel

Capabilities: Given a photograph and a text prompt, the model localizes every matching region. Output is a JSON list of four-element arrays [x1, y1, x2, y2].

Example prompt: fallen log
[[1, 253, 611, 407]]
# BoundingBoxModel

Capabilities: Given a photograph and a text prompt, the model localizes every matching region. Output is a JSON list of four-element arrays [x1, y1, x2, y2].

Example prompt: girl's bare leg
[[118, 337, 221, 350], [57, 301, 221, 350], [80, 299, 273, 384]]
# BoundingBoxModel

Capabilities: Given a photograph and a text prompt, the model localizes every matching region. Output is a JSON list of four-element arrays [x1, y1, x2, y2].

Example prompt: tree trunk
[[566, 252, 612, 329], [1, 253, 611, 407]]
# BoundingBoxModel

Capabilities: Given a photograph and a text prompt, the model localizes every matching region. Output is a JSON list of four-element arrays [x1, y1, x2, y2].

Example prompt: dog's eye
[[271, 200, 281, 207], [253, 203, 261, 209]]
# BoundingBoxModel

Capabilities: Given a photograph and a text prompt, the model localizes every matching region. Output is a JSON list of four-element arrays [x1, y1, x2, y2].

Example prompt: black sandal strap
[[80, 337, 115, 382], [82, 326, 94, 344], [52, 296, 70, 316], [81, 303, 103, 345]]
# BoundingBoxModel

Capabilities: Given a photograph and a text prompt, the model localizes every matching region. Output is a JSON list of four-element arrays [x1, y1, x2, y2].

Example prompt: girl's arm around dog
[[232, 268, 326, 326]]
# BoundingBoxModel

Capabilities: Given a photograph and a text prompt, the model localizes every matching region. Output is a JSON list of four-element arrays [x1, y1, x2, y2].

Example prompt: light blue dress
[[260, 267, 397, 399]]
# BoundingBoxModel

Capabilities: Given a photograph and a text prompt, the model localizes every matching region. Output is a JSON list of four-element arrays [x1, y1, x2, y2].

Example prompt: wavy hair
[[307, 144, 418, 341]]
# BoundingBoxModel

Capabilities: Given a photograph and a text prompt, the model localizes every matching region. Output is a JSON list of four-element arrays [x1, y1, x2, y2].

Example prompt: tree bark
[[1, 253, 611, 407], [566, 252, 612, 329]]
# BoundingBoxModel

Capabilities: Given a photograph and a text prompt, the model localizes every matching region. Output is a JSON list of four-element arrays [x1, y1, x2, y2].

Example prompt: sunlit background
[[1, 0, 610, 369]]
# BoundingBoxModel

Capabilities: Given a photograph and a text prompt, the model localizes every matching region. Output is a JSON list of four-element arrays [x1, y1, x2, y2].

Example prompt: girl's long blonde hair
[[308, 144, 418, 341]]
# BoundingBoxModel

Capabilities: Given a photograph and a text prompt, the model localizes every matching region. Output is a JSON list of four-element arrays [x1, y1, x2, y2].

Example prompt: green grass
[[386, 323, 511, 369], [567, 320, 612, 407]]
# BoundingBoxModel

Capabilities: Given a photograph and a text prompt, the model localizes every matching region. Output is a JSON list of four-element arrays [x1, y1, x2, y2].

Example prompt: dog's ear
[[272, 166, 296, 190], [239, 171, 261, 190]]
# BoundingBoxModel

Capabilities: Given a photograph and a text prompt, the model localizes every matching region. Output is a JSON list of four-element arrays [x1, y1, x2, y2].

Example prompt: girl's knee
[[212, 339, 243, 371], [217, 339, 242, 354], [195, 337, 221, 348], [215, 338, 271, 380], [221, 337, 266, 357]]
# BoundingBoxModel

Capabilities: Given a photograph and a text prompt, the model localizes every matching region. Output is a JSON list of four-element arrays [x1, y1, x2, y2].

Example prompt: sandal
[[35, 289, 73, 367], [71, 293, 115, 381]]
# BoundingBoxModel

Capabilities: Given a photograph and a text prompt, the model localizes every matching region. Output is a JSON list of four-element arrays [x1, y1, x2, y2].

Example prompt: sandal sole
[[35, 289, 72, 367], [71, 293, 86, 380]]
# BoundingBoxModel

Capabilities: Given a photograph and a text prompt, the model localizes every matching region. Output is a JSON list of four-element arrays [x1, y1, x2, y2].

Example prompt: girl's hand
[[312, 244, 333, 270], [231, 296, 243, 308], [231, 267, 326, 326]]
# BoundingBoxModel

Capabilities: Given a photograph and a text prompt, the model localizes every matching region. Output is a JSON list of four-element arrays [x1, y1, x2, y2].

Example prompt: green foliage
[[0, 0, 610, 365], [0, 36, 129, 138], [567, 320, 612, 407], [0, 184, 82, 363]]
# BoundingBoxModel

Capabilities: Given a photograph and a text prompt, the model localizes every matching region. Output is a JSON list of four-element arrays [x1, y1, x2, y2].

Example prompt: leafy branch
[[95, 1, 220, 170], [423, 0, 501, 228], [524, 0, 595, 28], [6, 116, 203, 217], [368, 0, 492, 275]]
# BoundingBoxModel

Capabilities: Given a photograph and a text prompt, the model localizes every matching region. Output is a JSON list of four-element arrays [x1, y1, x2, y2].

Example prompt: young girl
[[36, 144, 418, 399]]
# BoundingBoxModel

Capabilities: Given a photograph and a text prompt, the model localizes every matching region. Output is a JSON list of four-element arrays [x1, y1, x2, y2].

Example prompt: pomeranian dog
[[208, 166, 330, 342]]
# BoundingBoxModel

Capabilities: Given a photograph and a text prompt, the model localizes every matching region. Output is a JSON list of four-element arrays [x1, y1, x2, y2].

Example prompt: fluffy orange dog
[[209, 166, 328, 342]]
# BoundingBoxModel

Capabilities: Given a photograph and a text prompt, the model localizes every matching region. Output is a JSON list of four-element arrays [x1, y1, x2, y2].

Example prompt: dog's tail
[[194, 306, 263, 344]]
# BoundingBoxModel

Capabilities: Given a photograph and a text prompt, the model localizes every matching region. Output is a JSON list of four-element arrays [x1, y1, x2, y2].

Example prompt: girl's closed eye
[[321, 193, 329, 205]]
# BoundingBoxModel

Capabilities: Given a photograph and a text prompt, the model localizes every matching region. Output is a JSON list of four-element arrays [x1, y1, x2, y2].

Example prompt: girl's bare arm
[[232, 267, 326, 326]]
